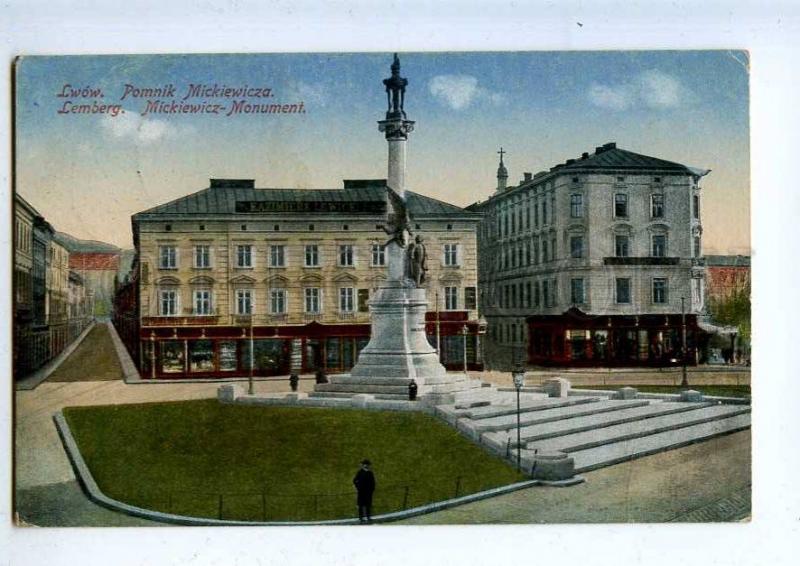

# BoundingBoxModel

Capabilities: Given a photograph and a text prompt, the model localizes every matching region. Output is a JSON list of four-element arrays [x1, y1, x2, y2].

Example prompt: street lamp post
[[512, 369, 525, 472], [680, 296, 689, 389], [248, 312, 255, 395], [461, 324, 469, 376]]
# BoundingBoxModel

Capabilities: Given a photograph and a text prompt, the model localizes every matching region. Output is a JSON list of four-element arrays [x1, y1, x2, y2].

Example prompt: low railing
[[118, 475, 510, 522]]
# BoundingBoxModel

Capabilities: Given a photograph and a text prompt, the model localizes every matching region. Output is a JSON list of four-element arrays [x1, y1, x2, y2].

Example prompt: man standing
[[353, 459, 376, 523]]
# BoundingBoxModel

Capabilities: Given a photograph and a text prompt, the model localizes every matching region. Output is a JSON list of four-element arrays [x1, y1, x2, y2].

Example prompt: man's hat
[[361, 459, 371, 466]]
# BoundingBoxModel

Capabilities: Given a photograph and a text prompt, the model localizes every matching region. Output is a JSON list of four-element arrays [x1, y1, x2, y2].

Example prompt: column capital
[[378, 119, 415, 140]]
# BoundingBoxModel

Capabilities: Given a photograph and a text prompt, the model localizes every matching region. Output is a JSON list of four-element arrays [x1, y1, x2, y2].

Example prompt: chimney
[[603, 142, 617, 150], [581, 152, 589, 159], [523, 172, 532, 182], [595, 146, 605, 154]]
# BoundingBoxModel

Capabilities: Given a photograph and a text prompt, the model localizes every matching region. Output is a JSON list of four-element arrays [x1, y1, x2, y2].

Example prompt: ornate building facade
[[470, 142, 708, 368], [126, 178, 483, 379]]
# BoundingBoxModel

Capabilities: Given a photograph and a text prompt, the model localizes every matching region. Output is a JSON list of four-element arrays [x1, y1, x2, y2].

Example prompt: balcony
[[143, 315, 220, 326]]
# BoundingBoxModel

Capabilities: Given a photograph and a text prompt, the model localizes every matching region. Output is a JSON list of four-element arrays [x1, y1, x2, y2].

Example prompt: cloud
[[429, 74, 506, 110], [100, 111, 176, 144], [588, 70, 689, 111]]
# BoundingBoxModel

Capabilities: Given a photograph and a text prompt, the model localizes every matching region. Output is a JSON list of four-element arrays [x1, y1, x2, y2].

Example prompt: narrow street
[[14, 323, 751, 526]]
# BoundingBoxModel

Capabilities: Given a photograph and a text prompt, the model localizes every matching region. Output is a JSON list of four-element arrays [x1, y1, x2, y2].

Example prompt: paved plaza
[[13, 324, 751, 526]]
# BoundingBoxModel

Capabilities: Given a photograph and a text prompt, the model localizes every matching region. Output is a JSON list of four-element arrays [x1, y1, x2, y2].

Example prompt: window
[[542, 200, 548, 225], [651, 234, 667, 257], [305, 244, 319, 267], [371, 244, 385, 266], [571, 278, 585, 304], [445, 286, 458, 310], [270, 289, 286, 314], [534, 241, 539, 264], [339, 287, 354, 312], [159, 246, 177, 269], [570, 235, 583, 259], [616, 278, 631, 304], [534, 281, 540, 307], [542, 280, 550, 307], [694, 236, 701, 258], [525, 282, 532, 308], [511, 285, 517, 308], [358, 289, 370, 312], [304, 288, 320, 313], [236, 289, 253, 314], [534, 203, 539, 227], [651, 194, 665, 218], [444, 243, 459, 266], [615, 235, 630, 257], [693, 195, 700, 219], [270, 245, 286, 267], [339, 244, 354, 266], [193, 289, 211, 314], [194, 245, 210, 268], [159, 289, 177, 315], [653, 278, 668, 304], [542, 240, 548, 263], [465, 287, 477, 310], [526, 242, 531, 265], [236, 245, 253, 268], [551, 237, 557, 261], [570, 194, 583, 218], [614, 193, 628, 217]]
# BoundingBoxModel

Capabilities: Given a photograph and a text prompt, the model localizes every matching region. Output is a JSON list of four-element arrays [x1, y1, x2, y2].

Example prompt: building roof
[[705, 254, 751, 267], [473, 142, 710, 207], [70, 252, 121, 271], [133, 180, 479, 220], [555, 143, 701, 174]]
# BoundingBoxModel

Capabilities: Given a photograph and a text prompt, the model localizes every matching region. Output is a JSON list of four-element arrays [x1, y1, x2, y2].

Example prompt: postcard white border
[[1, 1, 798, 565]]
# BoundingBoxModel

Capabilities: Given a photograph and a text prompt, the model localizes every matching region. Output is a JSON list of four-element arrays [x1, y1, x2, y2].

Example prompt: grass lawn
[[63, 400, 525, 522], [583, 384, 751, 398]]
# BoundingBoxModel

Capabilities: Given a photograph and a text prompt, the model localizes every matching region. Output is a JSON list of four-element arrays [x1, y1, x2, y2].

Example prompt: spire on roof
[[496, 147, 508, 192]]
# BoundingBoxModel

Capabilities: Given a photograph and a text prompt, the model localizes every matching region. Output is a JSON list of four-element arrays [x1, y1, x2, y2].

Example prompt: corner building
[[471, 142, 708, 367], [129, 178, 482, 379]]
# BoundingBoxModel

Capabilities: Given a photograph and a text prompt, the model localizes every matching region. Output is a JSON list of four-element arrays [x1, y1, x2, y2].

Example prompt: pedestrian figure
[[353, 459, 376, 523]]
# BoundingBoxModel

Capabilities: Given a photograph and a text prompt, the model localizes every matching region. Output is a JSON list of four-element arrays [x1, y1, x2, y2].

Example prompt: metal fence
[[121, 475, 505, 522]]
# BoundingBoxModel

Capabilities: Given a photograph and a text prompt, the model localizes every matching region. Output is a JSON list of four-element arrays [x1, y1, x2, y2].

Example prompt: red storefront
[[527, 307, 699, 368], [137, 311, 484, 379]]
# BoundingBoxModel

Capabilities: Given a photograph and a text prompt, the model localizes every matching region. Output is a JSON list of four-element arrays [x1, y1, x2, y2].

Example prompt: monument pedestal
[[313, 279, 489, 405]]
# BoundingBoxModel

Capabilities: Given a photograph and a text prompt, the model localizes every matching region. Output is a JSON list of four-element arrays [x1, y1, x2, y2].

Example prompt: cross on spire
[[498, 147, 506, 163]]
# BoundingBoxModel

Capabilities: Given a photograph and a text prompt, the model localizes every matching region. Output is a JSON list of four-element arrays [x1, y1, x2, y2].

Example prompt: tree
[[708, 277, 751, 342]]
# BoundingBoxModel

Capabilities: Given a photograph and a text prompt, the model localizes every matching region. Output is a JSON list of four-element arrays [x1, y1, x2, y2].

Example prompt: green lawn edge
[[63, 399, 526, 522]]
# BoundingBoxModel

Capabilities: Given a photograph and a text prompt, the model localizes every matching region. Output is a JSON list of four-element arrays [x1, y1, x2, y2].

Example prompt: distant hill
[[54, 231, 121, 254]]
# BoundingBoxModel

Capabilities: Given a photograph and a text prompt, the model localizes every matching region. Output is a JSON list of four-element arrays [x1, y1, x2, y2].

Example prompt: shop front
[[527, 308, 699, 367]]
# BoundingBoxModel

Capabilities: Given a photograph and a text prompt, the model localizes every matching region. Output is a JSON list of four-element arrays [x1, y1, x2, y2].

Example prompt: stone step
[[527, 405, 751, 453], [457, 396, 598, 420], [516, 402, 713, 443], [566, 413, 752, 473], [327, 376, 414, 386], [308, 391, 409, 401], [471, 399, 651, 433], [314, 383, 411, 395]]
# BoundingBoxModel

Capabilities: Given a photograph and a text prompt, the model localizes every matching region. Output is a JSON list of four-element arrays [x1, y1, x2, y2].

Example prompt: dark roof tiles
[[135, 186, 477, 219]]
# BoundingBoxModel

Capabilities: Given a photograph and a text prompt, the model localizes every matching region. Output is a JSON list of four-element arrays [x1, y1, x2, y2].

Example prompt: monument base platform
[[312, 372, 496, 405]]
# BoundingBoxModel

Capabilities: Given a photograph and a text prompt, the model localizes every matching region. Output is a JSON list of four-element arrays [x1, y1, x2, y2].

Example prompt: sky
[[15, 51, 750, 253]]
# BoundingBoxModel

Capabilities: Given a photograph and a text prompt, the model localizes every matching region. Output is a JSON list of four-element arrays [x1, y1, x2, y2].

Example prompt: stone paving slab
[[486, 401, 712, 447], [527, 405, 751, 453], [471, 399, 651, 432], [568, 413, 752, 473]]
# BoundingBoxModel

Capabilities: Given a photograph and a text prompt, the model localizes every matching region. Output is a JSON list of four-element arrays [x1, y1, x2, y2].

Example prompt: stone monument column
[[347, 54, 448, 385]]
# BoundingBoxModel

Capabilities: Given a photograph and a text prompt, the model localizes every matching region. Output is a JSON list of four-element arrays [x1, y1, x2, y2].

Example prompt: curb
[[106, 321, 141, 384], [16, 321, 96, 391], [54, 410, 577, 526]]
